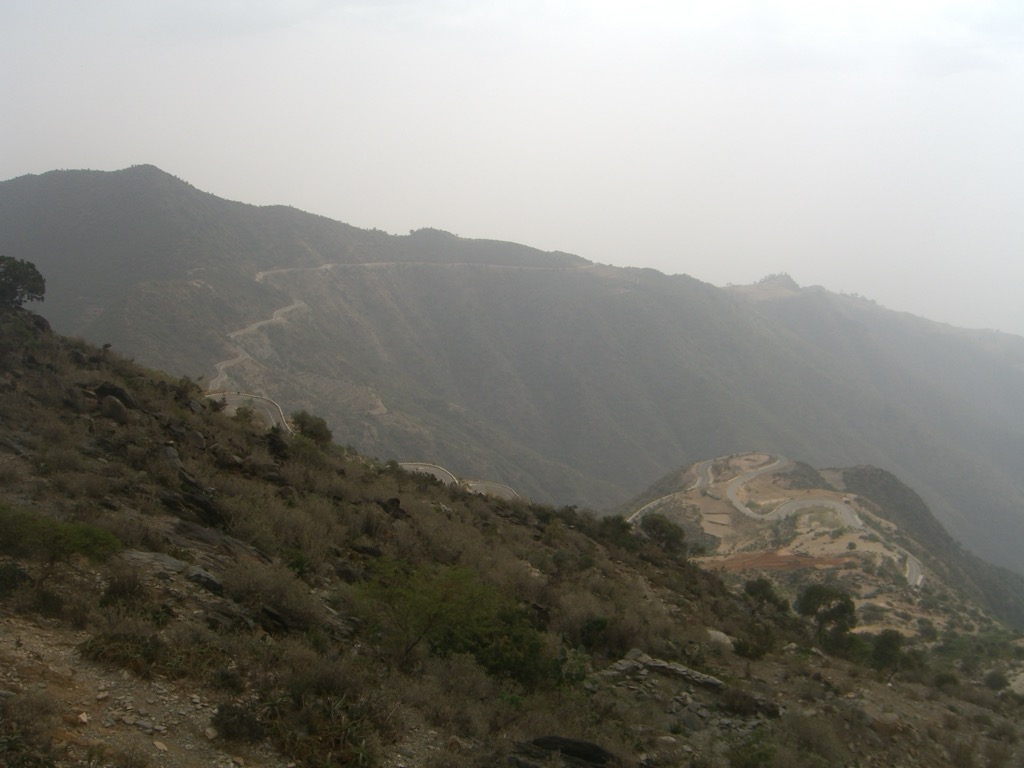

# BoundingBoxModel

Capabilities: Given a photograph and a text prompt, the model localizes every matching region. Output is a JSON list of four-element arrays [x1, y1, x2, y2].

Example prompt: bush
[[726, 727, 777, 768], [733, 621, 775, 660], [291, 410, 333, 448], [221, 560, 326, 632], [744, 577, 788, 613], [0, 562, 30, 597], [363, 559, 556, 686], [0, 691, 58, 768], [212, 703, 265, 742], [0, 504, 121, 562], [934, 671, 960, 690], [639, 513, 686, 556], [794, 583, 856, 650], [984, 669, 1009, 691], [592, 515, 640, 551]]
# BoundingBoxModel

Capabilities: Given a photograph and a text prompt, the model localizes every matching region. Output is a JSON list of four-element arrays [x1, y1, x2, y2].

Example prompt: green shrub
[[639, 513, 686, 556], [726, 727, 777, 768], [0, 692, 58, 768], [593, 515, 640, 551], [363, 559, 556, 686], [291, 410, 333, 448], [984, 669, 1009, 691], [744, 577, 789, 613], [78, 621, 228, 680], [0, 504, 121, 562], [734, 621, 775, 660], [0, 562, 29, 597], [212, 703, 265, 742], [934, 671, 960, 690]]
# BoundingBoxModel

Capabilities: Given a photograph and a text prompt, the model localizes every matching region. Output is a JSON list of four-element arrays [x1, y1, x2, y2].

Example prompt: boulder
[[185, 565, 223, 596], [160, 491, 226, 528], [599, 649, 724, 690], [706, 629, 735, 653], [100, 395, 129, 424], [511, 736, 620, 767], [91, 381, 138, 409], [186, 430, 206, 451]]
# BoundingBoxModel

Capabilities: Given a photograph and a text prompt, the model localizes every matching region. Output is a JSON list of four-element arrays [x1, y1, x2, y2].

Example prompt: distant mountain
[[2, 165, 1023, 574]]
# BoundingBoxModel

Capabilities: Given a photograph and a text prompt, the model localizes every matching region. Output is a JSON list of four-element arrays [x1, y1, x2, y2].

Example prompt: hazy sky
[[4, 1, 1023, 335]]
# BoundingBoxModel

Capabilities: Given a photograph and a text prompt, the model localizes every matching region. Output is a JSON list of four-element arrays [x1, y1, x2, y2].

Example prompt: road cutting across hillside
[[630, 453, 924, 587]]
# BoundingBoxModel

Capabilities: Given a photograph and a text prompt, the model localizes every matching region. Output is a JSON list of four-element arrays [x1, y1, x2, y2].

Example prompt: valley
[[2, 295, 1024, 768], [5, 166, 1023, 580]]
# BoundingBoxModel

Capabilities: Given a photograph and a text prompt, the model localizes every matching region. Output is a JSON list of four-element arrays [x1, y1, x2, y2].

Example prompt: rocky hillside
[[2, 166, 1024, 576], [620, 453, 1024, 630], [1, 309, 1023, 768]]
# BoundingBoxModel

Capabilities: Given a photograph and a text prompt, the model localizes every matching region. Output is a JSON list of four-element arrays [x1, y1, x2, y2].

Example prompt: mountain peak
[[724, 272, 802, 301]]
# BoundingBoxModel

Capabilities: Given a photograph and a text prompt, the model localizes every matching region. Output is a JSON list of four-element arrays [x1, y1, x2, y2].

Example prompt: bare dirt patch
[[700, 550, 854, 573]]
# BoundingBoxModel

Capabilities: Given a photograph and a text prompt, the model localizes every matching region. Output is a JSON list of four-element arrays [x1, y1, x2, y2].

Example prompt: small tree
[[795, 583, 857, 644], [871, 629, 904, 679], [291, 410, 333, 448], [639, 513, 687, 557], [744, 577, 789, 613], [0, 256, 46, 310]]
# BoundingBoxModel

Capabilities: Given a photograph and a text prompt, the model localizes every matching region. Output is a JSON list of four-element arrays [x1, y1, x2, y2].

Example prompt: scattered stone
[[600, 649, 725, 690], [90, 381, 138, 409], [512, 736, 619, 767], [100, 395, 129, 424], [185, 565, 223, 595], [154, 740, 168, 752]]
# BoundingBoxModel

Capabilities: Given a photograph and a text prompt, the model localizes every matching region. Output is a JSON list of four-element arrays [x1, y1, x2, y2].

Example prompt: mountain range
[[2, 164, 1023, 574]]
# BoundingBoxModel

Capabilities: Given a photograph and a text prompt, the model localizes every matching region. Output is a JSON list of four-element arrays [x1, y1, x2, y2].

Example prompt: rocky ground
[[1, 612, 288, 768], [5, 594, 1021, 768]]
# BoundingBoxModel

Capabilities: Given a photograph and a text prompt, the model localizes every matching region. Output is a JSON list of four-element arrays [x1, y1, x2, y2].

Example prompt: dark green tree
[[744, 577, 789, 613], [0, 256, 45, 310], [595, 515, 640, 551], [871, 629, 904, 679], [291, 410, 333, 447], [795, 583, 857, 642], [639, 513, 687, 556]]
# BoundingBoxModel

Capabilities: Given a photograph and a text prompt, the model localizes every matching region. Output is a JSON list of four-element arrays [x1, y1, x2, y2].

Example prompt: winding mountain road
[[208, 300, 308, 390], [213, 392, 293, 434], [226, 300, 307, 339], [724, 456, 792, 517], [630, 454, 924, 587], [687, 459, 717, 491], [724, 455, 924, 587]]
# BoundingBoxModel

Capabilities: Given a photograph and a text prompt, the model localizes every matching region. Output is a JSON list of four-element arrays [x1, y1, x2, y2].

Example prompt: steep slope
[[2, 166, 1023, 574], [1, 309, 1023, 768]]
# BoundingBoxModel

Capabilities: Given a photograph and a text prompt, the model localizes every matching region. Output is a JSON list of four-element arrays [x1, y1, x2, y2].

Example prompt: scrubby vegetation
[[0, 306, 1022, 767]]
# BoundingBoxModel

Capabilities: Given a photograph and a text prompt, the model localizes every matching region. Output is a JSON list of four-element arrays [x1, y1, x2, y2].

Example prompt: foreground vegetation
[[0, 306, 1022, 767]]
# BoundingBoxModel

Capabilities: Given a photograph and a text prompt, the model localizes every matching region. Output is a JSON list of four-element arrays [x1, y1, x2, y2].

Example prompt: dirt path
[[207, 300, 306, 391], [1, 615, 287, 768]]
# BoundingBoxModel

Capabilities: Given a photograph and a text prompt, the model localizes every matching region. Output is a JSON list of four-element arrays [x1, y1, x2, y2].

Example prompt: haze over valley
[[2, 165, 1023, 580], [3, 5, 1024, 763]]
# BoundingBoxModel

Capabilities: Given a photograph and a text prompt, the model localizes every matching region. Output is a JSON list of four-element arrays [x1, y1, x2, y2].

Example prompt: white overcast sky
[[3, 1, 1023, 335]]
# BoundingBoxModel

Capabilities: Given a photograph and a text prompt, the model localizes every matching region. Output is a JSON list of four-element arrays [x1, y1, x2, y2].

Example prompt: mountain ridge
[[2, 165, 1023, 574]]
